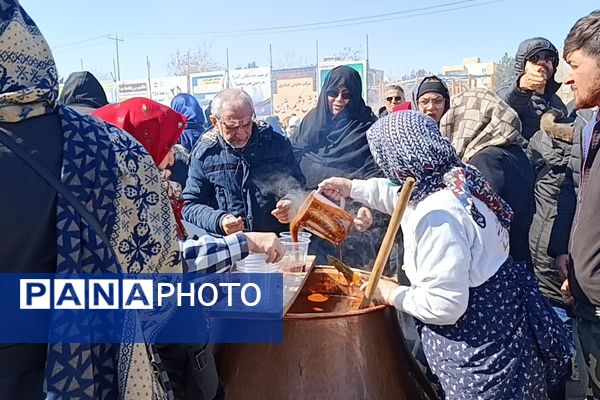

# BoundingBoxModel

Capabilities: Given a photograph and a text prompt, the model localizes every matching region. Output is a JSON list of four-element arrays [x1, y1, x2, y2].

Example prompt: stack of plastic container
[[236, 253, 280, 273]]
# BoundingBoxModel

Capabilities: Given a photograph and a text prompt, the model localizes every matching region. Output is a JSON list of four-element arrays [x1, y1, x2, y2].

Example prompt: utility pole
[[80, 58, 84, 71], [225, 48, 230, 89], [107, 34, 123, 81], [146, 56, 152, 100], [366, 34, 369, 64], [365, 34, 369, 100], [269, 44, 273, 71], [187, 50, 191, 76]]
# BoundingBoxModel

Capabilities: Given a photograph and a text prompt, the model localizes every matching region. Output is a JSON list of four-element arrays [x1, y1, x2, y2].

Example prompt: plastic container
[[280, 237, 311, 273], [279, 231, 312, 241], [236, 253, 280, 273]]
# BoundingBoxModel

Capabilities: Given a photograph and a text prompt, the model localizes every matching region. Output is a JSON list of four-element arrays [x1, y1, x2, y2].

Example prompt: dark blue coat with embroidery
[[182, 122, 305, 235]]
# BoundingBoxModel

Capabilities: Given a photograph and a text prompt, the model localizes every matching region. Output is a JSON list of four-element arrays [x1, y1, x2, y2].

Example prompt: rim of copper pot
[[284, 266, 394, 320]]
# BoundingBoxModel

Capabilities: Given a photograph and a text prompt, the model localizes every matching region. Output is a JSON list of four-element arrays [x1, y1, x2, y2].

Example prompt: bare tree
[[167, 43, 222, 76], [401, 69, 432, 80], [275, 51, 312, 69], [334, 45, 364, 61]]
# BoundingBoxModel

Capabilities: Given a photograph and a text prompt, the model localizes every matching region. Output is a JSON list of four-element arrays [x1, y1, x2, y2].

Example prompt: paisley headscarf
[[1, 1, 180, 398], [366, 110, 513, 230]]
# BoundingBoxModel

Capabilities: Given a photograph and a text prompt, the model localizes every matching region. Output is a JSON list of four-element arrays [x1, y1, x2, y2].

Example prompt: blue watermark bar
[[2, 273, 283, 344]]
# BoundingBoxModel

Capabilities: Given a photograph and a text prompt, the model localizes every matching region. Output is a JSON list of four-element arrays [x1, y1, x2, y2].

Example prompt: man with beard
[[561, 9, 600, 399], [497, 37, 567, 140]]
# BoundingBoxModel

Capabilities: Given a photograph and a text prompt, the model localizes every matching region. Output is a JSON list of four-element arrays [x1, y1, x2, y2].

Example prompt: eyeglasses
[[326, 89, 352, 100], [217, 116, 253, 130], [418, 97, 445, 108], [529, 52, 556, 64], [386, 96, 404, 103]]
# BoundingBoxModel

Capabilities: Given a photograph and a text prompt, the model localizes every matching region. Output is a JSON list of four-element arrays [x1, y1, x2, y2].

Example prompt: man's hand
[[271, 199, 297, 224], [221, 214, 244, 235], [561, 279, 575, 306], [244, 232, 285, 263], [556, 254, 570, 279], [354, 207, 373, 231], [519, 62, 548, 92], [318, 177, 353, 201]]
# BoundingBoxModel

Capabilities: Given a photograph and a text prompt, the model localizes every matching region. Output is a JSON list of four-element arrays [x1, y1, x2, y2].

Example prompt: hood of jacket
[[171, 93, 205, 132], [58, 71, 109, 113], [513, 37, 561, 96], [540, 110, 575, 144]]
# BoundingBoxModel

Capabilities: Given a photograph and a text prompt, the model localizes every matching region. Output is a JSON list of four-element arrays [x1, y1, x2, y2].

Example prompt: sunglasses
[[326, 89, 352, 100], [529, 52, 556, 64], [386, 96, 404, 102]]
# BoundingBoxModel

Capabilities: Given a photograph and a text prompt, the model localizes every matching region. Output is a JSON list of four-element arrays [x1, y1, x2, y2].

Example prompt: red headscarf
[[93, 97, 187, 166], [93, 97, 188, 237]]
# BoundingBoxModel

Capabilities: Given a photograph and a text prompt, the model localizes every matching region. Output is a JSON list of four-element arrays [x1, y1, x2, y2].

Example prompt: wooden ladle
[[359, 177, 415, 310]]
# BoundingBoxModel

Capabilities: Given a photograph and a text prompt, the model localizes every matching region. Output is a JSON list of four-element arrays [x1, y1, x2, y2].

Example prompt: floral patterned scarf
[[0, 1, 180, 398]]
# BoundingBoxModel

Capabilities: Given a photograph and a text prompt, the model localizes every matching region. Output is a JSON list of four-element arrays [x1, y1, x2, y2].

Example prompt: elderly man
[[497, 37, 567, 140], [561, 10, 600, 399], [378, 85, 406, 117], [183, 88, 305, 235]]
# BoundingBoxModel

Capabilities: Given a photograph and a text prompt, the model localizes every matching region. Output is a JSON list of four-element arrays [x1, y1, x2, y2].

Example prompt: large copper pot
[[215, 267, 435, 400]]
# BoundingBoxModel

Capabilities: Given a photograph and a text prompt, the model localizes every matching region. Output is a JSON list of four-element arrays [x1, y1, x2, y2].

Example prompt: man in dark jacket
[[561, 10, 600, 398], [497, 37, 567, 140], [183, 88, 305, 235], [58, 71, 109, 115]]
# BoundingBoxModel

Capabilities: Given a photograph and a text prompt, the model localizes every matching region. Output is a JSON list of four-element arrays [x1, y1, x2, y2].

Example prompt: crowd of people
[[1, 0, 600, 398]]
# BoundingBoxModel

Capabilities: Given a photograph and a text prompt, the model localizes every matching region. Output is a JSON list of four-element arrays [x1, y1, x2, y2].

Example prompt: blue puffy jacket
[[182, 121, 305, 234]]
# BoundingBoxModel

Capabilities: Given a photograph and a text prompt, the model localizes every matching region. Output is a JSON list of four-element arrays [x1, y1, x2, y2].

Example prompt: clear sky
[[21, 0, 598, 82]]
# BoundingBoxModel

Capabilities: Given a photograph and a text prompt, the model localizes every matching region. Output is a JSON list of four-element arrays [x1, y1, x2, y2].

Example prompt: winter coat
[[527, 111, 575, 306], [548, 108, 597, 258], [182, 121, 305, 234]]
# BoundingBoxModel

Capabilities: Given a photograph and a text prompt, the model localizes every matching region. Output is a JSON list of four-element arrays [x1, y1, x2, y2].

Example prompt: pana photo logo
[[20, 278, 262, 310]]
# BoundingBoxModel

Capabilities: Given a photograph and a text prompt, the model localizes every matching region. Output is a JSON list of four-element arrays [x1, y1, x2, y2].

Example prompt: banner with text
[[150, 76, 189, 106], [6, 273, 283, 343], [190, 71, 226, 110], [229, 67, 272, 118], [271, 67, 317, 120]]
